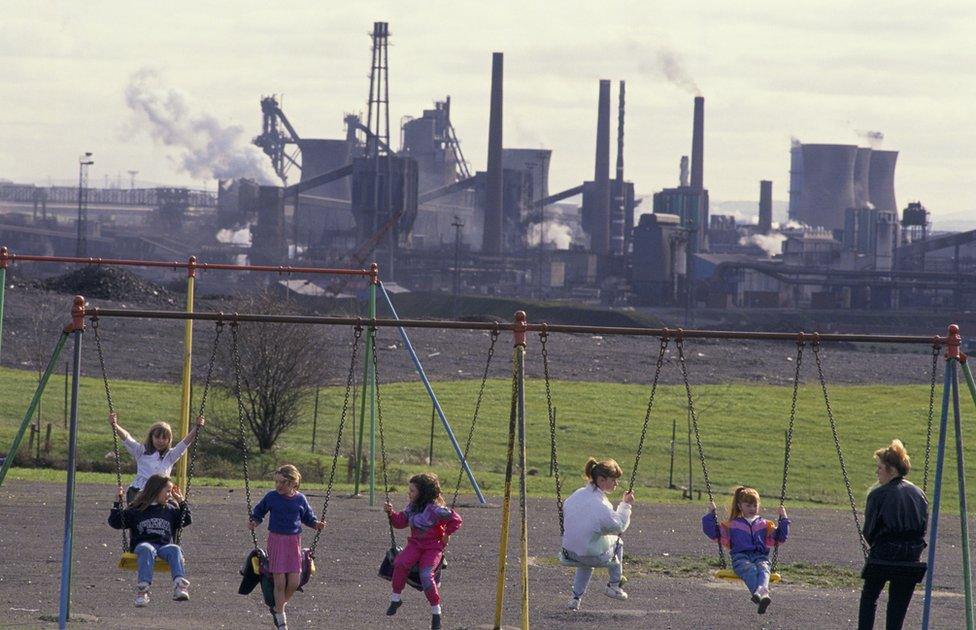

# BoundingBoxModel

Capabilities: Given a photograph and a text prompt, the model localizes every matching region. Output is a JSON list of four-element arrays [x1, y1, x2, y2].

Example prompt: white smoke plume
[[855, 129, 884, 149], [528, 221, 572, 250], [216, 222, 253, 246], [647, 49, 701, 96], [124, 68, 277, 184], [739, 233, 786, 257], [790, 136, 802, 148]]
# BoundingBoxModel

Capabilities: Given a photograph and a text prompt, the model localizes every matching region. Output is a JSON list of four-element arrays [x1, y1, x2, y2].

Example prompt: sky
[[2, 1, 975, 225]]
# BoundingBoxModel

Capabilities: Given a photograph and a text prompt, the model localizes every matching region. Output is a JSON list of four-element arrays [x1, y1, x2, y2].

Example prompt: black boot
[[386, 600, 403, 616], [430, 613, 442, 630]]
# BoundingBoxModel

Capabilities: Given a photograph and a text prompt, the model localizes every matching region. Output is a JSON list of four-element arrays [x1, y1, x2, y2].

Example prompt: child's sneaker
[[385, 600, 402, 616], [430, 613, 442, 630], [567, 596, 581, 610], [605, 583, 628, 600], [757, 594, 772, 614], [134, 582, 150, 607], [173, 577, 190, 601]]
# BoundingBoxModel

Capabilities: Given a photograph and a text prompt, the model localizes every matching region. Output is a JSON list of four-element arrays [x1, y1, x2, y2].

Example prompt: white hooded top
[[124, 436, 189, 490], [561, 484, 632, 558]]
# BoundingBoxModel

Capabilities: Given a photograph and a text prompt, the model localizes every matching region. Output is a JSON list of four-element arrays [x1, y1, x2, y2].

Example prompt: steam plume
[[124, 68, 277, 184], [855, 129, 885, 149], [647, 49, 701, 96], [739, 233, 786, 258]]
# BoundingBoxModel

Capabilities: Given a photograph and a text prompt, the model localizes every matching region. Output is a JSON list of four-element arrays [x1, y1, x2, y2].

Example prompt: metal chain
[[451, 328, 500, 509], [232, 323, 259, 551], [676, 337, 726, 568], [628, 336, 671, 492], [93, 317, 129, 553], [310, 325, 363, 555], [371, 327, 397, 548], [540, 330, 565, 536], [771, 340, 804, 571], [175, 321, 224, 543], [812, 342, 868, 557], [922, 343, 940, 494]]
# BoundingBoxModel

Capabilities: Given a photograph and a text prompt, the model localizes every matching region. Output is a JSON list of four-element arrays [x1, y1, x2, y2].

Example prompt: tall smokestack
[[691, 96, 704, 191], [483, 52, 504, 255], [679, 156, 689, 187], [592, 79, 611, 256], [759, 180, 773, 235], [612, 80, 626, 256]]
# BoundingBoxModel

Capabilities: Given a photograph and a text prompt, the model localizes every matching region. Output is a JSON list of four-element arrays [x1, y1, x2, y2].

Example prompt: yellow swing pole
[[492, 313, 524, 629], [514, 312, 530, 630], [175, 256, 197, 489]]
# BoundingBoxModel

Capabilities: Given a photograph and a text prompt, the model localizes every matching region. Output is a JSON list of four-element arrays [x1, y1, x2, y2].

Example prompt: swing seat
[[117, 551, 172, 573], [714, 568, 781, 583], [558, 548, 621, 570]]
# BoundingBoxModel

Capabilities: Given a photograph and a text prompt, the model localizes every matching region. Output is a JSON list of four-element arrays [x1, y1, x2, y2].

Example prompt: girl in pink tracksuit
[[382, 472, 462, 630]]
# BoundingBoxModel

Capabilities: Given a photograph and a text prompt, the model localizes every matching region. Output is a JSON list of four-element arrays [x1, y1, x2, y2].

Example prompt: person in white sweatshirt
[[560, 457, 634, 610]]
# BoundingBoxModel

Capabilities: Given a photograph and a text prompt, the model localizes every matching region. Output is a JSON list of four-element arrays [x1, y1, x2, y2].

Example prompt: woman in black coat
[[858, 439, 928, 630]]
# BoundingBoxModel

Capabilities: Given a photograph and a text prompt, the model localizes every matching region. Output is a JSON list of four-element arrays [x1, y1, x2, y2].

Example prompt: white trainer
[[567, 596, 581, 610], [173, 577, 190, 601], [605, 584, 628, 600], [134, 583, 150, 607]]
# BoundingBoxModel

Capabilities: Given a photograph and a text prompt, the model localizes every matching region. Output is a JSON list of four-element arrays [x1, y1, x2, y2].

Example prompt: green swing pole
[[0, 330, 69, 490], [0, 246, 8, 363], [354, 264, 378, 497], [956, 353, 976, 628]]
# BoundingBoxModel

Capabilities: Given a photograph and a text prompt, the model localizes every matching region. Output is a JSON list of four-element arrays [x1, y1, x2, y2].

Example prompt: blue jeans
[[568, 540, 624, 598], [731, 550, 771, 594], [134, 542, 185, 585]]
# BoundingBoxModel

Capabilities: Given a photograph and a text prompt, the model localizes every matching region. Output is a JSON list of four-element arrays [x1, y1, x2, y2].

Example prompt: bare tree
[[214, 292, 329, 453]]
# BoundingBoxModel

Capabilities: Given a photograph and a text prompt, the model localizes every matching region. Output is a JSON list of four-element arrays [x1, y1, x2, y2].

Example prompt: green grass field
[[2, 365, 974, 512]]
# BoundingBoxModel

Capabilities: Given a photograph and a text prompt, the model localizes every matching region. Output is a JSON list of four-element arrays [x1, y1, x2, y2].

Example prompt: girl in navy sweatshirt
[[248, 464, 325, 630], [108, 474, 192, 607]]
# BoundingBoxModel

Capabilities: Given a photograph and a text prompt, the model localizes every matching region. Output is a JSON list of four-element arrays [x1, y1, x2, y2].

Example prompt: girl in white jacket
[[560, 457, 634, 610]]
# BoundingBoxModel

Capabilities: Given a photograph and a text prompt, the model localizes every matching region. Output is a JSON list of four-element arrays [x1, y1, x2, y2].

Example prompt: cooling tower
[[852, 147, 872, 209], [789, 143, 857, 230], [868, 150, 898, 212]]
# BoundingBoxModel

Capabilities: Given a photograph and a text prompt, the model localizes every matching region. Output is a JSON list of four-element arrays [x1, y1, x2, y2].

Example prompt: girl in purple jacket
[[382, 472, 462, 630], [702, 486, 790, 614]]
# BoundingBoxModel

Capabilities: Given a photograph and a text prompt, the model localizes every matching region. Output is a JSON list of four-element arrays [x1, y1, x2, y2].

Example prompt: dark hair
[[130, 475, 173, 511], [583, 457, 623, 485], [409, 472, 445, 512], [875, 439, 911, 477]]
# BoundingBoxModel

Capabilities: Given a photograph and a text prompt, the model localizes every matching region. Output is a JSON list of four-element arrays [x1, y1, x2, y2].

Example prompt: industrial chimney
[[483, 52, 504, 255], [759, 180, 773, 234], [592, 79, 612, 256], [679, 156, 689, 187], [691, 96, 704, 191]]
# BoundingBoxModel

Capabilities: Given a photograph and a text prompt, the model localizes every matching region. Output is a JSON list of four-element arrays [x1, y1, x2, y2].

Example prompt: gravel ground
[[0, 480, 970, 629], [0, 288, 948, 388]]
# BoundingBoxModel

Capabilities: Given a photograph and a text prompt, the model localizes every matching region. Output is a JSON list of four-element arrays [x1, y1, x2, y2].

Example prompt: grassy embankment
[[2, 365, 973, 512]]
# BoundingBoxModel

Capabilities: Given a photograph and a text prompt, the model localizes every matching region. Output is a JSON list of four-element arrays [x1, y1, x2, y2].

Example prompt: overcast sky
[[2, 1, 974, 223]]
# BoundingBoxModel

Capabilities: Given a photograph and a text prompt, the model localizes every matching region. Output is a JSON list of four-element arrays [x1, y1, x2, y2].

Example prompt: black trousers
[[857, 573, 917, 630]]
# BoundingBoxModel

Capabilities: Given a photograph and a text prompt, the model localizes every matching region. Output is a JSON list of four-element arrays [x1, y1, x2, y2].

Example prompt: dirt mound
[[42, 266, 173, 303]]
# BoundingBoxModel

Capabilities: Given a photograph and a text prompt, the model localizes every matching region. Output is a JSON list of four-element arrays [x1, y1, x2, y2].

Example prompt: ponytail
[[875, 439, 911, 477], [729, 486, 761, 519], [583, 457, 623, 485]]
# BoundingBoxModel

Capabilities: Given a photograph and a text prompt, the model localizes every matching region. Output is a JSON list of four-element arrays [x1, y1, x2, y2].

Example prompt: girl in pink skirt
[[248, 464, 325, 629]]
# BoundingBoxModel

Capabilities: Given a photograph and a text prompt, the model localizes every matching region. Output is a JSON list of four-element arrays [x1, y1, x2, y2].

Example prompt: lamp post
[[451, 216, 464, 320], [76, 153, 94, 257]]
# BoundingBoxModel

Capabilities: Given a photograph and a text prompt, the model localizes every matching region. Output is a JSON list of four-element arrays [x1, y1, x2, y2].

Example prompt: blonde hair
[[275, 464, 302, 489], [875, 439, 911, 477], [143, 422, 174, 456], [583, 458, 624, 485], [729, 486, 761, 519]]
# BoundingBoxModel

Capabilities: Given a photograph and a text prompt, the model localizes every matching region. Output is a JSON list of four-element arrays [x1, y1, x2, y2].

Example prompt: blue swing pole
[[952, 354, 974, 630], [922, 337, 954, 630], [58, 297, 86, 630], [378, 282, 486, 504]]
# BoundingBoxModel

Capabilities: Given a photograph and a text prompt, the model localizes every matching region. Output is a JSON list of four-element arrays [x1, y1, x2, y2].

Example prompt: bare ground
[[0, 288, 945, 388], [0, 480, 970, 629]]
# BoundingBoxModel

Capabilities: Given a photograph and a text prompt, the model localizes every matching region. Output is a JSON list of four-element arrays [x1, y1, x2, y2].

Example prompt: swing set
[[13, 292, 976, 630]]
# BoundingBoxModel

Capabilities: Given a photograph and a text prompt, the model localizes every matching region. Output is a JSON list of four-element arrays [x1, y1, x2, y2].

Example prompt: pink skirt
[[267, 532, 302, 574]]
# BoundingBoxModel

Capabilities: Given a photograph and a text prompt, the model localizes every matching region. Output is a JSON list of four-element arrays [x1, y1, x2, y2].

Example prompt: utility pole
[[76, 152, 93, 257], [452, 216, 464, 320]]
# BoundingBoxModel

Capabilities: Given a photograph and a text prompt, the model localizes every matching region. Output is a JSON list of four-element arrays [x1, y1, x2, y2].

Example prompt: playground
[[0, 251, 974, 629]]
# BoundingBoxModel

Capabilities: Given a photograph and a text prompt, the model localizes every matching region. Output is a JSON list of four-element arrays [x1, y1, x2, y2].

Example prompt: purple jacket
[[702, 512, 790, 555], [389, 502, 462, 551]]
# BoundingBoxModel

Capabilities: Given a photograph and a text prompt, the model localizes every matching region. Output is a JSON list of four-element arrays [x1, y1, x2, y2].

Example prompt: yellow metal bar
[[175, 265, 196, 488], [492, 347, 520, 629], [516, 345, 529, 630]]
